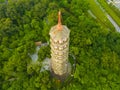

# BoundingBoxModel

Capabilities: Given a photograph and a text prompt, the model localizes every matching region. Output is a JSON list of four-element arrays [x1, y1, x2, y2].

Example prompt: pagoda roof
[[49, 25, 70, 41]]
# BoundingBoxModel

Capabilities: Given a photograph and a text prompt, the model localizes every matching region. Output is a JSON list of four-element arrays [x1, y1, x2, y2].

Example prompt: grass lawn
[[87, 0, 115, 30], [98, 0, 120, 27]]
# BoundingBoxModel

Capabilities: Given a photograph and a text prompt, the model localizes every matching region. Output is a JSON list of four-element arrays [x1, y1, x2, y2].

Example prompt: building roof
[[35, 41, 41, 46]]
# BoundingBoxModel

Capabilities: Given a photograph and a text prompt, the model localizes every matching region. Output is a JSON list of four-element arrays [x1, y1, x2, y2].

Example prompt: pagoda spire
[[57, 11, 62, 30]]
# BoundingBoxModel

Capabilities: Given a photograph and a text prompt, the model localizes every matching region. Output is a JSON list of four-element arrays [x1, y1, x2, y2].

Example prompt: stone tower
[[49, 11, 70, 79]]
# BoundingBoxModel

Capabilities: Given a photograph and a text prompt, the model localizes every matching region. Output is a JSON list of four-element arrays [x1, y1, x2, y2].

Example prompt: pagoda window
[[59, 47, 64, 50], [54, 46, 58, 49], [54, 39, 58, 44], [55, 52, 58, 55], [59, 40, 63, 44]]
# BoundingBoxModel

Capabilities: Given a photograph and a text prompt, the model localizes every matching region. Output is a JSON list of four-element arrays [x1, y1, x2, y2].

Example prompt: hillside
[[0, 0, 120, 90]]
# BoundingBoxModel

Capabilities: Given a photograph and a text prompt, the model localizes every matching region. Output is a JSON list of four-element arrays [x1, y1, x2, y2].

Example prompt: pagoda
[[49, 11, 71, 80]]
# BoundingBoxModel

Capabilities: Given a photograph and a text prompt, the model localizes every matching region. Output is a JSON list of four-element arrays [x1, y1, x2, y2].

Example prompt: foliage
[[0, 0, 120, 90], [97, 0, 120, 27], [108, 4, 120, 18], [87, 0, 115, 30]]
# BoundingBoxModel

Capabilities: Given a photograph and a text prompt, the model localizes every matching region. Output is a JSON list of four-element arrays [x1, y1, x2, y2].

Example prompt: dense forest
[[0, 0, 120, 90]]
